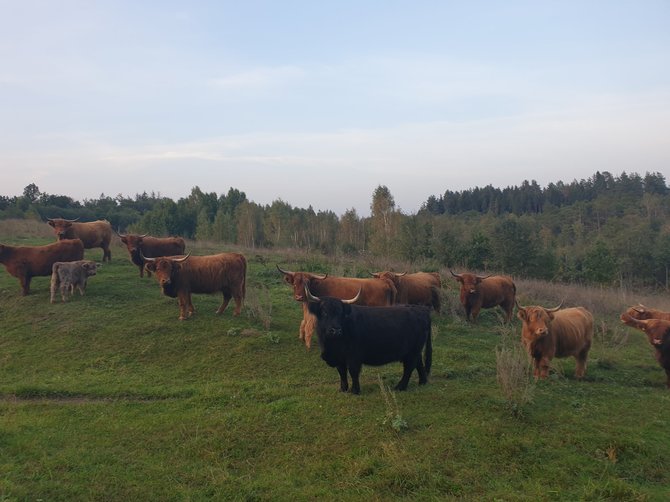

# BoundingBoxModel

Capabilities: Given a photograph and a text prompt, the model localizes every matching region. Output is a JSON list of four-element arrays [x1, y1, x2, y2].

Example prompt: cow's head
[[47, 217, 79, 240], [144, 253, 190, 293], [276, 265, 327, 302], [516, 302, 562, 342], [371, 271, 405, 288], [82, 260, 100, 276], [305, 285, 360, 339], [624, 304, 655, 321], [450, 270, 489, 303], [119, 233, 147, 262]]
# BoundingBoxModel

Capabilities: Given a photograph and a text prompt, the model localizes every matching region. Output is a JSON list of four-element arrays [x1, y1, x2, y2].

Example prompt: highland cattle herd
[[1, 218, 669, 392]]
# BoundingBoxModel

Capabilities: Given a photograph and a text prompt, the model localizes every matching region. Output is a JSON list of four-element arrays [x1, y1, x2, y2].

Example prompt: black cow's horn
[[304, 284, 320, 303], [341, 289, 361, 304]]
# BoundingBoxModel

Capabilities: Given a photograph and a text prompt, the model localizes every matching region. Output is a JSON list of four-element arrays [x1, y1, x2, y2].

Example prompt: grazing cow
[[620, 313, 670, 388], [277, 265, 397, 348], [50, 260, 99, 303], [623, 304, 670, 321], [0, 239, 84, 295], [47, 218, 113, 262], [144, 252, 246, 320], [372, 271, 441, 311], [516, 303, 593, 380], [305, 286, 432, 394], [450, 270, 516, 322], [118, 232, 186, 277]]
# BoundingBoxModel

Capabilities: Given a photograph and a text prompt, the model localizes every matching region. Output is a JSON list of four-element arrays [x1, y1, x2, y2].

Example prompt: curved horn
[[449, 269, 462, 279], [64, 217, 80, 222], [304, 284, 320, 303], [115, 228, 126, 238], [312, 273, 327, 280], [477, 274, 492, 280], [276, 264, 293, 275], [632, 306, 645, 313], [395, 272, 407, 277], [140, 251, 155, 262], [341, 288, 361, 304], [515, 299, 525, 311], [173, 253, 191, 263], [545, 302, 563, 313]]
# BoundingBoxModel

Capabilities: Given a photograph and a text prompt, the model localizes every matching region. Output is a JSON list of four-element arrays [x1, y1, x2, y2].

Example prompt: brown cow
[[372, 271, 441, 311], [620, 313, 670, 388], [144, 252, 246, 320], [450, 270, 516, 322], [0, 239, 84, 295], [118, 233, 186, 277], [47, 218, 113, 262], [516, 303, 593, 380], [50, 259, 99, 303], [623, 304, 670, 321], [277, 265, 397, 348]]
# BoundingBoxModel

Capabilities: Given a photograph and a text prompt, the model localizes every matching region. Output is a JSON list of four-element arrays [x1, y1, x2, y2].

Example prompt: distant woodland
[[2, 170, 669, 289]]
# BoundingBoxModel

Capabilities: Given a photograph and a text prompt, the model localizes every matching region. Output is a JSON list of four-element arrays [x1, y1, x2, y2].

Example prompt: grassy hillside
[[1, 224, 669, 500]]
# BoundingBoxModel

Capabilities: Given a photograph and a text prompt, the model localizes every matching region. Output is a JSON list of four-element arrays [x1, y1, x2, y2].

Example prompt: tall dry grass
[[0, 218, 53, 241]]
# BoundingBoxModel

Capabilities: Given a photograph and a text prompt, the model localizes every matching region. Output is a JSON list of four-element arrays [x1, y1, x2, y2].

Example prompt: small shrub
[[495, 329, 535, 416], [244, 285, 273, 329], [378, 375, 408, 433]]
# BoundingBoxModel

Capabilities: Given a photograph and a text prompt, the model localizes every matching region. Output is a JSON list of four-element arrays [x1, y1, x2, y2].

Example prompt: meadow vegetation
[[1, 220, 669, 500]]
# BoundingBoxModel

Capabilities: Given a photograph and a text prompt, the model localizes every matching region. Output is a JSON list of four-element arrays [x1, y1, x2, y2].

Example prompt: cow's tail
[[430, 286, 441, 313], [50, 262, 61, 304], [424, 316, 433, 376]]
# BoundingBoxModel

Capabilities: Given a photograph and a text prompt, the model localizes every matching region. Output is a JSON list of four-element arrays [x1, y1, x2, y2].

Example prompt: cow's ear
[[120, 236, 127, 243], [516, 308, 527, 321], [475, 277, 482, 284], [546, 310, 555, 320], [283, 274, 293, 285], [454, 276, 463, 283], [47, 220, 55, 228], [145, 262, 156, 272]]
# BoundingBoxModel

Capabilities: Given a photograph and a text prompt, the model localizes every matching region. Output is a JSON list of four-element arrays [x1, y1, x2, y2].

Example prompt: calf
[[306, 286, 432, 394], [50, 260, 100, 303], [516, 303, 593, 379], [620, 313, 670, 388]]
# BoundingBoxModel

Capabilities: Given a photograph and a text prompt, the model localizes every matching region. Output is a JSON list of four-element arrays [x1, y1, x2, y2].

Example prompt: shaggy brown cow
[[0, 239, 84, 295], [50, 260, 99, 303], [517, 303, 593, 380], [372, 271, 441, 311], [277, 265, 397, 348], [47, 218, 113, 262], [144, 252, 246, 320], [623, 304, 670, 321], [118, 233, 186, 277], [450, 270, 516, 322], [620, 313, 670, 388]]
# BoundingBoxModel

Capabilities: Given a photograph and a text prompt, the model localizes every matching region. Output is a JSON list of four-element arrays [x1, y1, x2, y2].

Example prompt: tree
[[22, 183, 41, 202], [369, 185, 400, 255], [582, 240, 617, 284]]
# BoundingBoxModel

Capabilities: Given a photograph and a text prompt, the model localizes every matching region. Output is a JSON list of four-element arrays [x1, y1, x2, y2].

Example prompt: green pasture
[[0, 236, 669, 501]]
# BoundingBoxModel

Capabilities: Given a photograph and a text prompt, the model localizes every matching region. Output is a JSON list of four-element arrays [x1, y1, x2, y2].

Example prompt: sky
[[1, 1, 669, 216]]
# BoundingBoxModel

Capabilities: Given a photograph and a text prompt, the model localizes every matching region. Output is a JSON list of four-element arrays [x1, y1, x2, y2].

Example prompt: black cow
[[306, 287, 432, 394]]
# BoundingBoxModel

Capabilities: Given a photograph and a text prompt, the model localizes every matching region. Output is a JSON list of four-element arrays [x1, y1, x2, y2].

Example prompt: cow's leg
[[348, 363, 362, 394], [177, 294, 189, 320], [336, 365, 349, 392], [464, 304, 472, 321], [216, 293, 231, 315], [139, 265, 145, 278], [232, 294, 243, 316], [664, 367, 670, 389], [395, 359, 416, 391], [575, 351, 589, 379], [20, 275, 31, 296], [471, 305, 481, 322], [538, 357, 551, 379], [103, 245, 111, 263], [50, 273, 58, 304], [416, 356, 428, 385]]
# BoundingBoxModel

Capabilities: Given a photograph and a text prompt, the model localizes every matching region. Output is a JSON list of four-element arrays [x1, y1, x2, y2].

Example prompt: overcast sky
[[1, 1, 669, 216]]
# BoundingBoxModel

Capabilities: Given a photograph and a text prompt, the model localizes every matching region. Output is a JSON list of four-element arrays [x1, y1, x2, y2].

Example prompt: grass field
[[1, 223, 669, 500]]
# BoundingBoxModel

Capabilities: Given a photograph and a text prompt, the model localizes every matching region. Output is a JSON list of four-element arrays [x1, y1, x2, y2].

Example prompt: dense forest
[[1, 170, 669, 289]]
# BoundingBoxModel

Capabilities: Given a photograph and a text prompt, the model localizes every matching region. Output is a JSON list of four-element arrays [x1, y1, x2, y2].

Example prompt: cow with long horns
[[277, 265, 397, 348], [450, 270, 516, 322], [620, 313, 670, 388], [0, 239, 84, 295], [623, 304, 670, 322], [371, 271, 441, 311], [517, 302, 593, 380], [144, 252, 246, 320], [305, 285, 432, 394], [118, 232, 186, 277], [47, 217, 113, 262]]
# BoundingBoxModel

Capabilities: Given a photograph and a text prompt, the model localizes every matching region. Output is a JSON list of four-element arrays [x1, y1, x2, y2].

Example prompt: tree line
[[2, 170, 669, 289]]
